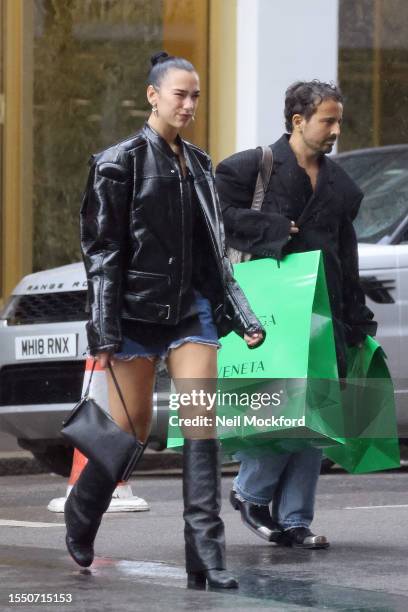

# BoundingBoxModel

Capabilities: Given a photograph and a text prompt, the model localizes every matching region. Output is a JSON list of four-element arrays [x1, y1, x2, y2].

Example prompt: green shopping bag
[[324, 336, 400, 473], [167, 251, 345, 451]]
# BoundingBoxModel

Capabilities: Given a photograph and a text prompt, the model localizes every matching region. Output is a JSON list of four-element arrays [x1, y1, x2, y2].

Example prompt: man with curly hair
[[215, 81, 376, 549]]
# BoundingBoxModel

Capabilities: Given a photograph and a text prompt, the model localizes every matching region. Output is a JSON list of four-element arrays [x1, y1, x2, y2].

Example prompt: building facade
[[1, 0, 407, 304]]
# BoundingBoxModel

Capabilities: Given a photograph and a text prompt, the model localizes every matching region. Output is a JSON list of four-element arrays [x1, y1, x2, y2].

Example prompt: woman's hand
[[244, 331, 264, 348], [94, 351, 112, 369]]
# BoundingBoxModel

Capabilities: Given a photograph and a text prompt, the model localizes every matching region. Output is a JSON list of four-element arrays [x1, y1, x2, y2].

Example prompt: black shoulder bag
[[61, 361, 145, 482]]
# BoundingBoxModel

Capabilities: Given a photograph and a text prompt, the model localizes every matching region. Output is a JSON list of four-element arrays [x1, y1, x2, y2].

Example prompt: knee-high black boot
[[64, 460, 117, 567], [183, 438, 238, 589]]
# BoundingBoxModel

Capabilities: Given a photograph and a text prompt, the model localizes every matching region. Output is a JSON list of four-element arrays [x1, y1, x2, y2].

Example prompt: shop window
[[338, 0, 408, 151], [32, 0, 208, 271]]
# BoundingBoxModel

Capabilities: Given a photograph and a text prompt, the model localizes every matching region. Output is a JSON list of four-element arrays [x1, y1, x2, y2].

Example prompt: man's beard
[[322, 140, 336, 153]]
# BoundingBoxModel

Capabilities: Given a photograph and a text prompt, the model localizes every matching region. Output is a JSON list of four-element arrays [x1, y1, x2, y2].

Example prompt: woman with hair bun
[[64, 51, 265, 589]]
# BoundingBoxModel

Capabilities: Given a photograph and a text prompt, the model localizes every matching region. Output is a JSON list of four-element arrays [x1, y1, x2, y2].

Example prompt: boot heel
[[187, 572, 206, 589], [187, 570, 239, 589]]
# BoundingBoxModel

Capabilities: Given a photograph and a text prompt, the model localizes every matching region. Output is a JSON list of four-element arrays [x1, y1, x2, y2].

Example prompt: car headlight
[[0, 296, 21, 323]]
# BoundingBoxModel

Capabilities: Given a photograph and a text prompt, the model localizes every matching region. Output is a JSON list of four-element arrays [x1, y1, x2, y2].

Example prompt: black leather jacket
[[80, 123, 265, 354]]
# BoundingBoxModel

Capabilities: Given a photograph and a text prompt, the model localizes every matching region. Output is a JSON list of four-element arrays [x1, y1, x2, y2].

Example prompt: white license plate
[[15, 334, 78, 360]]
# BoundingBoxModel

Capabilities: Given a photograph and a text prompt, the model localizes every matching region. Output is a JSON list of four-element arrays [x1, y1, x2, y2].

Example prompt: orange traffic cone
[[48, 358, 149, 513]]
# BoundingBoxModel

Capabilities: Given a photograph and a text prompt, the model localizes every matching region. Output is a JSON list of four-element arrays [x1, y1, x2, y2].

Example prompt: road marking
[[116, 560, 185, 580], [344, 504, 408, 510], [0, 519, 64, 528]]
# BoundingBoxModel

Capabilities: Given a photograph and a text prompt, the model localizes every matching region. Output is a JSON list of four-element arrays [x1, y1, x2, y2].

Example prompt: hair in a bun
[[147, 51, 196, 87], [150, 51, 170, 67]]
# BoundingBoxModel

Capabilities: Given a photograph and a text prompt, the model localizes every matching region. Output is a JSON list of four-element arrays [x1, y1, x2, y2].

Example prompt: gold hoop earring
[[152, 105, 158, 117]]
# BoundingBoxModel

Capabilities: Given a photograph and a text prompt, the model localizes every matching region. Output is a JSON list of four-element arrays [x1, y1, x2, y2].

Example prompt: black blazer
[[215, 134, 376, 376]]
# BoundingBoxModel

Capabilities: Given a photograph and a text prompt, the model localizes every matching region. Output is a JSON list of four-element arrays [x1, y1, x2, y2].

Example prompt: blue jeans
[[233, 447, 322, 529], [115, 291, 220, 361]]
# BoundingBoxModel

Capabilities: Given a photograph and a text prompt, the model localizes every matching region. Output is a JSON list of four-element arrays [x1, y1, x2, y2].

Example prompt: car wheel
[[32, 445, 74, 477], [321, 458, 335, 473]]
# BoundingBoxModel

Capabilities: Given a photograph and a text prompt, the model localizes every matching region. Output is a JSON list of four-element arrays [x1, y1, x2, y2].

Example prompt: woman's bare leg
[[167, 342, 218, 439], [106, 358, 156, 443], [168, 342, 237, 587], [65, 357, 155, 567]]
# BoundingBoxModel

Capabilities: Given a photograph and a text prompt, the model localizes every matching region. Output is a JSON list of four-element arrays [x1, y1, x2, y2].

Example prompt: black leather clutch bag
[[62, 362, 144, 482]]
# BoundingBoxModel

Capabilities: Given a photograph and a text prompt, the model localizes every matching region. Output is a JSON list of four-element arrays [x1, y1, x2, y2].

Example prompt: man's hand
[[290, 220, 299, 234], [244, 331, 264, 348]]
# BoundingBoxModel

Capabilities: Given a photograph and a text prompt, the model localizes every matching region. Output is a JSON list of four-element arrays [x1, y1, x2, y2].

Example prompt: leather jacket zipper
[[176, 163, 185, 321]]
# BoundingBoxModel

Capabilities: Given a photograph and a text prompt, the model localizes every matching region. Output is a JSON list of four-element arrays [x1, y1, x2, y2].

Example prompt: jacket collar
[[142, 121, 182, 161], [272, 133, 336, 185], [272, 134, 337, 225], [142, 122, 205, 178]]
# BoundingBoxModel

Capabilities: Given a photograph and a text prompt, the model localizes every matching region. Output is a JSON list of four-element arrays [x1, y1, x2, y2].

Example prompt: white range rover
[[1, 145, 407, 474], [0, 263, 170, 475]]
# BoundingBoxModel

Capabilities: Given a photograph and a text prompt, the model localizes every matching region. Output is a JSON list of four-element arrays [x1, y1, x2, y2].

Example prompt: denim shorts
[[114, 291, 221, 362]]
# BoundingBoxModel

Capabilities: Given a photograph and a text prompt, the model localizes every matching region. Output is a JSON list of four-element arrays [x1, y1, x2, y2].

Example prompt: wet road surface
[[1, 470, 408, 611]]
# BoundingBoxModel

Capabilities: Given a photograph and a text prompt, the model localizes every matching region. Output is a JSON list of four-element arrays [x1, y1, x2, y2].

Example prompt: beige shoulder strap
[[251, 146, 273, 212]]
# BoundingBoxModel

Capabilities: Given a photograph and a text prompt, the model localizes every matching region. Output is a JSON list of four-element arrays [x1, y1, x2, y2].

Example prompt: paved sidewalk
[[0, 448, 187, 477]]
